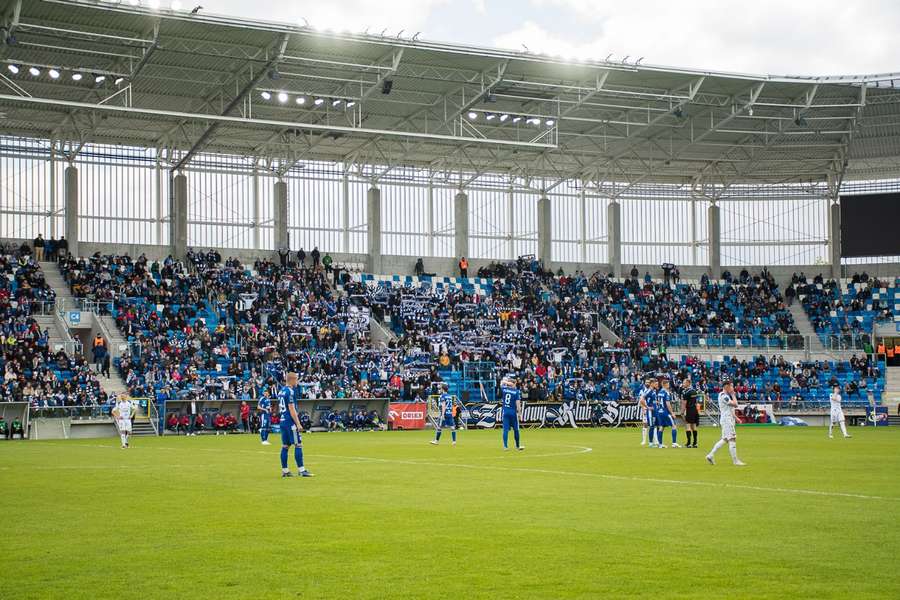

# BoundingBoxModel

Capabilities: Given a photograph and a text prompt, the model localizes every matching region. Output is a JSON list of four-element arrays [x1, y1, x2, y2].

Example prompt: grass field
[[2, 426, 899, 599]]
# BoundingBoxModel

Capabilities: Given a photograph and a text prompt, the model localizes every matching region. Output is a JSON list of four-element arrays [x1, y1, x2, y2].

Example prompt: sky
[[185, 0, 900, 76]]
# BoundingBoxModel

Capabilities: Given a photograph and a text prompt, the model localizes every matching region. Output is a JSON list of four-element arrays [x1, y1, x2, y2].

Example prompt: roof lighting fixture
[[277, 91, 288, 103], [467, 111, 478, 120], [7, 64, 18, 75], [94, 74, 106, 83], [332, 98, 342, 107], [499, 114, 509, 122], [295, 96, 306, 105], [115, 77, 124, 86], [512, 116, 522, 124], [260, 91, 271, 100], [28, 66, 40, 77], [346, 100, 356, 108], [71, 72, 83, 81], [314, 98, 324, 106], [485, 113, 496, 121], [545, 119, 555, 127], [48, 68, 60, 79], [527, 117, 541, 125]]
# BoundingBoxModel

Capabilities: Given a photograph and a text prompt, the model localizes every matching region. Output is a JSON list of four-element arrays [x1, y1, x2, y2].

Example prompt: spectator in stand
[[278, 247, 289, 267], [311, 246, 320, 268], [458, 256, 468, 278], [414, 258, 425, 277], [298, 247, 306, 266], [100, 353, 111, 379], [57, 236, 68, 258], [46, 238, 56, 262], [33, 234, 45, 262], [322, 252, 333, 276], [91, 334, 107, 371]]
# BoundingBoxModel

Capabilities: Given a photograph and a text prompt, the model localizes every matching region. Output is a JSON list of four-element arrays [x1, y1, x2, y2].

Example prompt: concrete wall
[[5, 237, 900, 288]]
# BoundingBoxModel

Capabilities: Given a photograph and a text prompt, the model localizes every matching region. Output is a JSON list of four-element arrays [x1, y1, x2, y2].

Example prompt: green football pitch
[[2, 427, 898, 599]]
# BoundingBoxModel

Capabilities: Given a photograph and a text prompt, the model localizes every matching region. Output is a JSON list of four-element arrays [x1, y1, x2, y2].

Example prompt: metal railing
[[634, 332, 809, 351], [29, 405, 114, 420], [148, 398, 160, 435]]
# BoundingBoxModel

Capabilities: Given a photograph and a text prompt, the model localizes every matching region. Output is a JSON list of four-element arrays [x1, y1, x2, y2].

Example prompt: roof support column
[[64, 164, 78, 258], [366, 186, 382, 274], [454, 190, 469, 261], [274, 179, 289, 253], [708, 203, 721, 279], [170, 172, 188, 260], [607, 199, 621, 278], [829, 200, 841, 280], [537, 193, 551, 267]]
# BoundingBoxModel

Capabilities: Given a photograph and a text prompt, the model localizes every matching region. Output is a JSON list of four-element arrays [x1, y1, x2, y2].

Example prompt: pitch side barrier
[[160, 397, 390, 433]]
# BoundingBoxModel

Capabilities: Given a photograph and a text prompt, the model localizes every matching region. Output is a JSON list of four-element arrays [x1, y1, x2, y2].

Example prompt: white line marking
[[49, 442, 895, 502]]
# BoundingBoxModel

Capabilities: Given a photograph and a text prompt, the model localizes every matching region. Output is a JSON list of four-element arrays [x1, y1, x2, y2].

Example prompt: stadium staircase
[[787, 301, 826, 353], [39, 261, 75, 310], [129, 417, 157, 437], [885, 367, 900, 415]]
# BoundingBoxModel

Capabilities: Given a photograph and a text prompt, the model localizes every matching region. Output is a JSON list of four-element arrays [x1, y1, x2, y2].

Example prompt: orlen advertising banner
[[463, 401, 642, 428], [389, 402, 428, 430]]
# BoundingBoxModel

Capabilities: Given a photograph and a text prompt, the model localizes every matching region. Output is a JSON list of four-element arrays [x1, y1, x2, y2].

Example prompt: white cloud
[[497, 0, 900, 75]]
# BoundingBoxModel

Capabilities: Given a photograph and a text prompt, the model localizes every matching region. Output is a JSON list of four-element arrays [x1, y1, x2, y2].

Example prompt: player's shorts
[[684, 409, 700, 425], [441, 415, 455, 429], [502, 411, 519, 430], [260, 413, 271, 429], [654, 411, 674, 428], [117, 419, 132, 433], [281, 423, 302, 446], [830, 408, 845, 423], [644, 410, 655, 427], [720, 418, 736, 440]]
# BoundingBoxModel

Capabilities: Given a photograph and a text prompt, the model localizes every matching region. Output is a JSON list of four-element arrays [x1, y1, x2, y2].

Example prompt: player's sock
[[710, 439, 726, 456], [451, 430, 456, 442], [656, 428, 663, 445], [435, 430, 442, 442], [280, 447, 288, 469], [671, 428, 677, 445], [728, 441, 739, 463], [828, 422, 833, 437], [514, 429, 520, 448], [120, 433, 126, 446], [261, 429, 268, 442], [502, 427, 509, 449], [648, 427, 656, 444], [692, 431, 698, 446], [641, 427, 648, 444], [839, 421, 848, 437], [294, 446, 304, 470]]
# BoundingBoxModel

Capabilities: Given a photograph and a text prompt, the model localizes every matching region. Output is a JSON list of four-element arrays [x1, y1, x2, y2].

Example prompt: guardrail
[[633, 332, 809, 351], [29, 405, 114, 419]]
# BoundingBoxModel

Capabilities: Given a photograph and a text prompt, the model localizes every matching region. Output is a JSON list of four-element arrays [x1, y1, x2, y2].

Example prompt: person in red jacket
[[225, 413, 238, 432], [213, 413, 227, 435], [239, 401, 250, 433], [167, 413, 179, 433], [179, 414, 190, 435], [193, 414, 205, 434]]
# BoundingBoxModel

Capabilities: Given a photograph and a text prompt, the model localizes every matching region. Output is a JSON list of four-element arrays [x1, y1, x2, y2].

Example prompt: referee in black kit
[[680, 376, 702, 448]]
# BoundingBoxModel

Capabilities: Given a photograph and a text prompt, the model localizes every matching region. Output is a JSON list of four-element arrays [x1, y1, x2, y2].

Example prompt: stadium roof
[[2, 0, 900, 191]]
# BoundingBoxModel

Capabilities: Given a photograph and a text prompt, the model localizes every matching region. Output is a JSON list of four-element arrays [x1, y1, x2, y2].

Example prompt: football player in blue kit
[[500, 377, 524, 451], [278, 371, 313, 478], [257, 393, 272, 445], [654, 376, 680, 448], [430, 384, 458, 446], [640, 376, 659, 448]]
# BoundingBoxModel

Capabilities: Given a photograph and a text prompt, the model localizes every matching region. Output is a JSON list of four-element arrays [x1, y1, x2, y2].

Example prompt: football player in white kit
[[828, 385, 852, 439], [112, 395, 135, 449], [705, 380, 746, 466]]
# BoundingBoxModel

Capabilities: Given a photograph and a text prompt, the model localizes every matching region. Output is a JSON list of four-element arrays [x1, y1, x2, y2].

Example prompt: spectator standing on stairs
[[101, 353, 111, 379], [297, 248, 306, 266], [92, 334, 107, 371], [311, 246, 320, 268], [458, 256, 468, 278], [33, 234, 45, 261], [58, 236, 68, 259]]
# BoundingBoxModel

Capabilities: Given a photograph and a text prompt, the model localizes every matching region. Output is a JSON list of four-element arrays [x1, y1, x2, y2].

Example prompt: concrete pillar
[[273, 180, 288, 252], [366, 187, 382, 274], [537, 194, 551, 266], [64, 165, 78, 258], [708, 203, 721, 278], [829, 201, 841, 280], [454, 190, 469, 260], [170, 173, 188, 259], [607, 200, 621, 277]]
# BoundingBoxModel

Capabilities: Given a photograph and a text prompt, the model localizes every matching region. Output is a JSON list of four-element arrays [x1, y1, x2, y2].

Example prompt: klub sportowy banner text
[[463, 401, 643, 428]]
